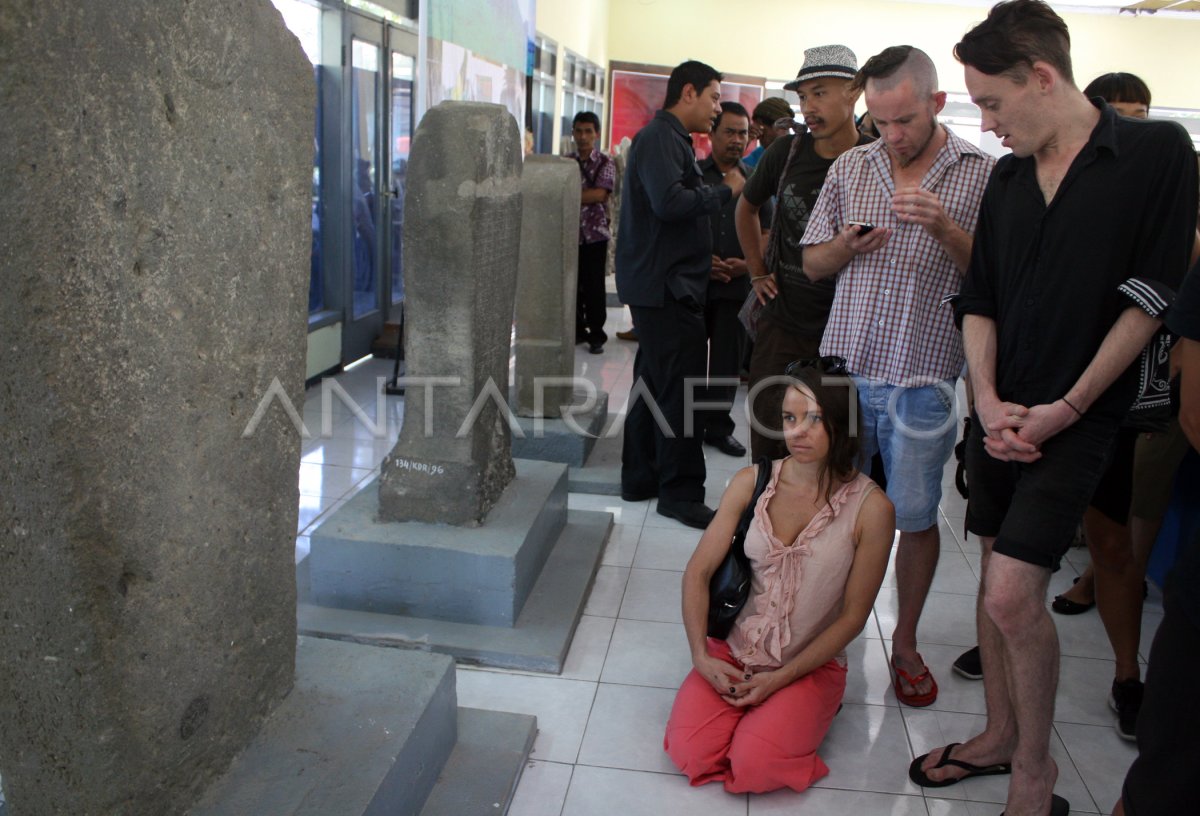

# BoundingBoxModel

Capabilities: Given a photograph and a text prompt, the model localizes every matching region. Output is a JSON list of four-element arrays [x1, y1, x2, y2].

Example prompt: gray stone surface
[[514, 156, 580, 418], [418, 708, 537, 816], [310, 460, 568, 626], [567, 430, 624, 496], [299, 507, 611, 672], [511, 389, 610, 467], [0, 2, 313, 813], [379, 101, 523, 526], [192, 638, 458, 816]]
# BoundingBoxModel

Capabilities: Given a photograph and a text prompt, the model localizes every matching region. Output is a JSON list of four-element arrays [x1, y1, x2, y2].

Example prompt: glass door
[[342, 15, 384, 362], [342, 14, 417, 364], [386, 27, 417, 316]]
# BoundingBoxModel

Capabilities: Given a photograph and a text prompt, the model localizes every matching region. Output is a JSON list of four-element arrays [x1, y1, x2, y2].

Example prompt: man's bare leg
[[921, 536, 1017, 782], [892, 524, 940, 697], [984, 551, 1060, 815]]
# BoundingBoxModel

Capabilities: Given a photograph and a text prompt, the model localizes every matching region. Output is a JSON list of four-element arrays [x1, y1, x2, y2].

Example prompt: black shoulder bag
[[707, 457, 773, 639]]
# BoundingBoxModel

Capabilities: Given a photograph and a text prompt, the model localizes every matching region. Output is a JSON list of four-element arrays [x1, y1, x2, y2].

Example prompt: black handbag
[[707, 457, 772, 639]]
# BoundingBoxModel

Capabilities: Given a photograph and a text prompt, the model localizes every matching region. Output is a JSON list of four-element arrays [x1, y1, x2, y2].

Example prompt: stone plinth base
[[310, 460, 567, 627], [298, 507, 610, 672], [193, 638, 535, 816], [511, 390, 609, 468], [565, 424, 623, 496], [192, 639, 436, 815]]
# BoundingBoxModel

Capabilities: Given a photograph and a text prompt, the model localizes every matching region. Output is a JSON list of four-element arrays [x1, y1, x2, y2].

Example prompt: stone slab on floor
[[511, 390, 609, 468], [566, 427, 621, 495], [298, 508, 611, 673], [419, 708, 536, 816], [192, 637, 457, 816], [309, 459, 567, 627]]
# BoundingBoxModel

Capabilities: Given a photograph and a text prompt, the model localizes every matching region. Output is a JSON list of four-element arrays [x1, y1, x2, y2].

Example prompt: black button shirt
[[956, 100, 1198, 420], [615, 110, 732, 308], [698, 155, 773, 302]]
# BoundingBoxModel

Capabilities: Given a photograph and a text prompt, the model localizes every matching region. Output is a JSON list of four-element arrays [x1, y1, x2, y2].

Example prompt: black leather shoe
[[620, 487, 657, 502], [705, 434, 746, 457], [656, 499, 715, 530], [588, 342, 604, 354], [952, 645, 983, 680]]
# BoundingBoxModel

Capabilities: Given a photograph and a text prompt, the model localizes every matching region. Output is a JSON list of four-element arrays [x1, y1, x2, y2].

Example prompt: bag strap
[[731, 456, 773, 558], [762, 129, 809, 272]]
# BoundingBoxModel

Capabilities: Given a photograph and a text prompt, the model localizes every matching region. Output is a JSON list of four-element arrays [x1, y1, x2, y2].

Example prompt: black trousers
[[623, 298, 708, 503], [576, 240, 608, 345], [697, 296, 747, 439], [745, 316, 821, 460]]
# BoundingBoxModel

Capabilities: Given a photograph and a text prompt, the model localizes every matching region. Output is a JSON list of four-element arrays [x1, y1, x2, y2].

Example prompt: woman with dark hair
[[664, 360, 895, 794], [1083, 72, 1151, 119]]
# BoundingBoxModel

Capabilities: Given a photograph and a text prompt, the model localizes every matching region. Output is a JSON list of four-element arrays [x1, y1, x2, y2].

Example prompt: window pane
[[351, 38, 380, 320], [270, 0, 325, 313], [389, 51, 414, 305]]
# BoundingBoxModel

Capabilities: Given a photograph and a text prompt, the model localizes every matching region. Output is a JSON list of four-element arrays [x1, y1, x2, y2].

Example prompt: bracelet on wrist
[[1061, 396, 1083, 417], [751, 274, 771, 282]]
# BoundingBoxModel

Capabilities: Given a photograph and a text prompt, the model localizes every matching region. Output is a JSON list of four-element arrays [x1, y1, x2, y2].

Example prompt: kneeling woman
[[664, 364, 895, 794]]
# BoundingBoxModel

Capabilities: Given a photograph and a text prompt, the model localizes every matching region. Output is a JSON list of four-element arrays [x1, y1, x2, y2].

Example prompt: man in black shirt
[[909, 4, 1198, 816], [734, 44, 871, 459], [696, 102, 773, 458], [1117, 260, 1200, 816], [615, 60, 739, 529]]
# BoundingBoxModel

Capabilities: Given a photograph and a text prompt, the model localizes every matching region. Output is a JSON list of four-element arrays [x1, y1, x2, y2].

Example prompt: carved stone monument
[[377, 102, 523, 527], [304, 103, 611, 674], [513, 156, 579, 418], [0, 1, 312, 813], [510, 156, 610, 468]]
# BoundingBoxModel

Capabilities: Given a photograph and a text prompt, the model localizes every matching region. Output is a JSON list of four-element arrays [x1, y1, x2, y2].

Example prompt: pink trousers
[[663, 638, 847, 794]]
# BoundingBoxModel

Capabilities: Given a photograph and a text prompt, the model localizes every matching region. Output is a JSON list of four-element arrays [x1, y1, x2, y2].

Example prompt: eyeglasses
[[784, 356, 848, 376]]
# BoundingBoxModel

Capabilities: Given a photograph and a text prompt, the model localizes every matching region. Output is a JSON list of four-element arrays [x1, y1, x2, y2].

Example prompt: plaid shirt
[[802, 129, 994, 385]]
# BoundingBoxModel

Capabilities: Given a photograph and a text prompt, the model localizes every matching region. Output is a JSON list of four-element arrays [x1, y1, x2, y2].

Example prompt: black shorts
[[1088, 426, 1138, 525], [965, 414, 1118, 570], [1121, 581, 1200, 816]]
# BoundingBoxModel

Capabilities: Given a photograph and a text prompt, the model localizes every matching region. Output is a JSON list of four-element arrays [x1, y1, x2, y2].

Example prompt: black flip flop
[[908, 742, 1013, 788], [1001, 793, 1069, 816]]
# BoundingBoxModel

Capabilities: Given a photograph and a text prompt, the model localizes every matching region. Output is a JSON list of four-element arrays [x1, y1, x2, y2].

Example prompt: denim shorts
[[851, 376, 958, 532]]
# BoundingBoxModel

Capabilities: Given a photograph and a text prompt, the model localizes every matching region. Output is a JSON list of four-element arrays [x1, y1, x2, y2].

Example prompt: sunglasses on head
[[784, 356, 848, 376]]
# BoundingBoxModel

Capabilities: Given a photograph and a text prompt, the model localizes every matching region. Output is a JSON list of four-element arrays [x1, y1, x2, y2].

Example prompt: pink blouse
[[727, 462, 878, 671]]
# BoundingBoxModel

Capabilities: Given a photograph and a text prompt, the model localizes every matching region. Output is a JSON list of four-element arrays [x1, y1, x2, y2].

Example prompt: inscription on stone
[[377, 102, 523, 526]]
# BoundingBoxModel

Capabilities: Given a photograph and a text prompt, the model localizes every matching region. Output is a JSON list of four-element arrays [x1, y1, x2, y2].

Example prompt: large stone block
[[514, 156, 580, 418], [378, 102, 523, 526], [0, 2, 313, 813], [311, 460, 567, 626]]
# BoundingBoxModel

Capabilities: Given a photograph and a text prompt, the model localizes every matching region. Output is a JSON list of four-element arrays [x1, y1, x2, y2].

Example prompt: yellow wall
[[306, 322, 342, 381], [536, 0, 611, 149], [600, 0, 1200, 110], [537, 0, 610, 65]]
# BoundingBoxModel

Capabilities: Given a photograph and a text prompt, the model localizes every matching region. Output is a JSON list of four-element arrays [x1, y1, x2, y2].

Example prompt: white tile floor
[[294, 305, 1163, 816]]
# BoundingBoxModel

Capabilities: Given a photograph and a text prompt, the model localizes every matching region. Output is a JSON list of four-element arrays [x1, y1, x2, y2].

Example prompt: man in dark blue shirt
[[615, 60, 737, 529]]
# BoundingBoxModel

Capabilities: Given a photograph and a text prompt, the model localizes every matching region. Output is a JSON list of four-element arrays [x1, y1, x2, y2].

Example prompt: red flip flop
[[892, 653, 938, 707]]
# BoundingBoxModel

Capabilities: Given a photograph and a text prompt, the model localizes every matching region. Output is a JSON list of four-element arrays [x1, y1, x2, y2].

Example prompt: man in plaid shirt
[[801, 46, 994, 707]]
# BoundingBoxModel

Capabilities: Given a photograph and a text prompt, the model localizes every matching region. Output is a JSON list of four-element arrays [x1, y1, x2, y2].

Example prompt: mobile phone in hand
[[848, 220, 875, 235]]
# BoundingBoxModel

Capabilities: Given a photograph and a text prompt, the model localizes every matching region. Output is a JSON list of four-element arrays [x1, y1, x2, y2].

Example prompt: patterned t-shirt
[[568, 149, 615, 245]]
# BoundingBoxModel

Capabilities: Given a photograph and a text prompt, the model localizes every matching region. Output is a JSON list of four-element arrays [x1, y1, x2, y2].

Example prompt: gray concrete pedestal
[[511, 389, 610, 468], [302, 459, 610, 672], [192, 638, 536, 816]]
